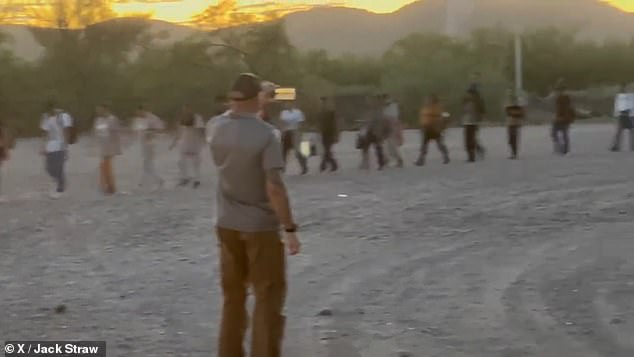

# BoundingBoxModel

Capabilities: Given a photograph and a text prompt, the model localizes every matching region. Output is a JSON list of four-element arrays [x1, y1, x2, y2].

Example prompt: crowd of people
[[0, 79, 633, 202]]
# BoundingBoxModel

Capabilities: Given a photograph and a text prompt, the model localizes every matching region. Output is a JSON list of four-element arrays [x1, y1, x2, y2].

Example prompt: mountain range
[[1, 0, 633, 60]]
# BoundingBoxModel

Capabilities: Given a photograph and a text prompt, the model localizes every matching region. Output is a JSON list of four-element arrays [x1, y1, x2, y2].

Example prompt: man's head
[[96, 103, 110, 116], [136, 105, 148, 117], [554, 78, 566, 94], [467, 87, 478, 100], [46, 101, 58, 115], [228, 73, 263, 114]]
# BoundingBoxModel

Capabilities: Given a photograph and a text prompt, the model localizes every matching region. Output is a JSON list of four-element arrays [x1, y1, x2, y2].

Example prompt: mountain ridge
[[1, 0, 633, 60]]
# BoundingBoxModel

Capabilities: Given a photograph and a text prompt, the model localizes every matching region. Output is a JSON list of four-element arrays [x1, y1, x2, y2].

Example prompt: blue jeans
[[551, 122, 570, 155], [45, 151, 66, 192]]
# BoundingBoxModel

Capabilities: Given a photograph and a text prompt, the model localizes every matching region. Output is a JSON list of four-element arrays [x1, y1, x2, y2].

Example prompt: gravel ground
[[1, 124, 633, 357]]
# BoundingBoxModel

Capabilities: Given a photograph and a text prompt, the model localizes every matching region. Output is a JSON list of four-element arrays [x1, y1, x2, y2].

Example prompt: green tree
[[27, 1, 148, 128]]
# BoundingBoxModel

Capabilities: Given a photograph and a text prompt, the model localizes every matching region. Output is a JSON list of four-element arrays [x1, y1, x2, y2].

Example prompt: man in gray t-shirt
[[209, 73, 300, 357]]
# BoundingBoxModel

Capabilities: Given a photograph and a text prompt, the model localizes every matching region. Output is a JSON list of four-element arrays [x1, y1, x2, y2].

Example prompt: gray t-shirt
[[210, 112, 284, 232]]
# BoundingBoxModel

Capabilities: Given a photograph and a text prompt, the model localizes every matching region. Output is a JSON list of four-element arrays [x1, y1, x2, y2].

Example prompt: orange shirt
[[420, 103, 443, 128]]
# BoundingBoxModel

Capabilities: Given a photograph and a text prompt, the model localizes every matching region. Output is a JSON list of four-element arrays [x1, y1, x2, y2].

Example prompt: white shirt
[[383, 102, 400, 122], [134, 113, 164, 153], [41, 111, 73, 152], [280, 108, 305, 131], [614, 93, 634, 117]]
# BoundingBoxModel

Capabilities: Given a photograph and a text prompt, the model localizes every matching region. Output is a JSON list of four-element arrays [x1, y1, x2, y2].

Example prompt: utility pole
[[514, 33, 526, 105]]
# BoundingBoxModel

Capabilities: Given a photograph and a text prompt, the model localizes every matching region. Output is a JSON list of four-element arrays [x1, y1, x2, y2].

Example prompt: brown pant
[[99, 157, 115, 194], [216, 227, 287, 357]]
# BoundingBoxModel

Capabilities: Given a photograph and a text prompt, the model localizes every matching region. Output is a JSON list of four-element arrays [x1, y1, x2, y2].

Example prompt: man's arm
[[39, 118, 48, 155], [265, 168, 295, 228]]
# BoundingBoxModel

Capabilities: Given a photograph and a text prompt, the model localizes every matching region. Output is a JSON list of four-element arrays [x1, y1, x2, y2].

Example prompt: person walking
[[415, 94, 450, 166], [94, 104, 122, 195], [359, 95, 389, 170], [552, 84, 575, 155], [318, 96, 339, 172], [280, 102, 308, 174], [0, 118, 14, 202], [462, 89, 486, 163], [505, 92, 526, 160], [170, 104, 205, 188], [382, 94, 404, 168], [133, 105, 165, 190], [610, 84, 634, 152], [209, 73, 301, 357], [258, 81, 282, 141], [40, 102, 74, 199]]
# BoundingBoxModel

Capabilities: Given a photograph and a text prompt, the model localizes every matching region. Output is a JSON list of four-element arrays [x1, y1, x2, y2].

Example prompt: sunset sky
[[112, 0, 634, 24]]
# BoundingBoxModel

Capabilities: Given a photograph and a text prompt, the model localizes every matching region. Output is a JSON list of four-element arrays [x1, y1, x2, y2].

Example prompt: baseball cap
[[228, 73, 262, 101]]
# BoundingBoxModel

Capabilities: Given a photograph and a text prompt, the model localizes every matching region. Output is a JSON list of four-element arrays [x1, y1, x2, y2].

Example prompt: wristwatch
[[284, 224, 298, 233]]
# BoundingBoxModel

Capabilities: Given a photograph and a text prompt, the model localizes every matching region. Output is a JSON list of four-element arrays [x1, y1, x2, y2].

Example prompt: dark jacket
[[555, 94, 575, 123], [367, 108, 391, 140], [318, 109, 337, 141]]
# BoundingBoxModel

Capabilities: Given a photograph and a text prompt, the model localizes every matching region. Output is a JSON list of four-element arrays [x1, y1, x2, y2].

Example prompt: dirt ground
[[1, 124, 633, 357]]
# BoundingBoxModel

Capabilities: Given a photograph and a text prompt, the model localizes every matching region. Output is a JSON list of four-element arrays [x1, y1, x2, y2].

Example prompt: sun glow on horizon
[[610, 0, 634, 11], [112, 0, 634, 24], [112, 0, 421, 24], [1, 0, 632, 28]]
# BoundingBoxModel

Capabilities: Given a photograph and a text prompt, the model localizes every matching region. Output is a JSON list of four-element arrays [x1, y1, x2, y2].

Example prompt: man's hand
[[284, 232, 301, 255]]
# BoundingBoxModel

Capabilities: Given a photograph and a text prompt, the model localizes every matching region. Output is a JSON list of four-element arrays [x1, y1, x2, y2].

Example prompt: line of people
[[0, 102, 214, 200], [1, 81, 632, 202], [354, 82, 599, 171]]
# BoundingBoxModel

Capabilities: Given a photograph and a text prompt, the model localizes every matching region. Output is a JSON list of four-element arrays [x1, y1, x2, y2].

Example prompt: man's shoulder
[[212, 113, 274, 132], [208, 112, 231, 127]]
